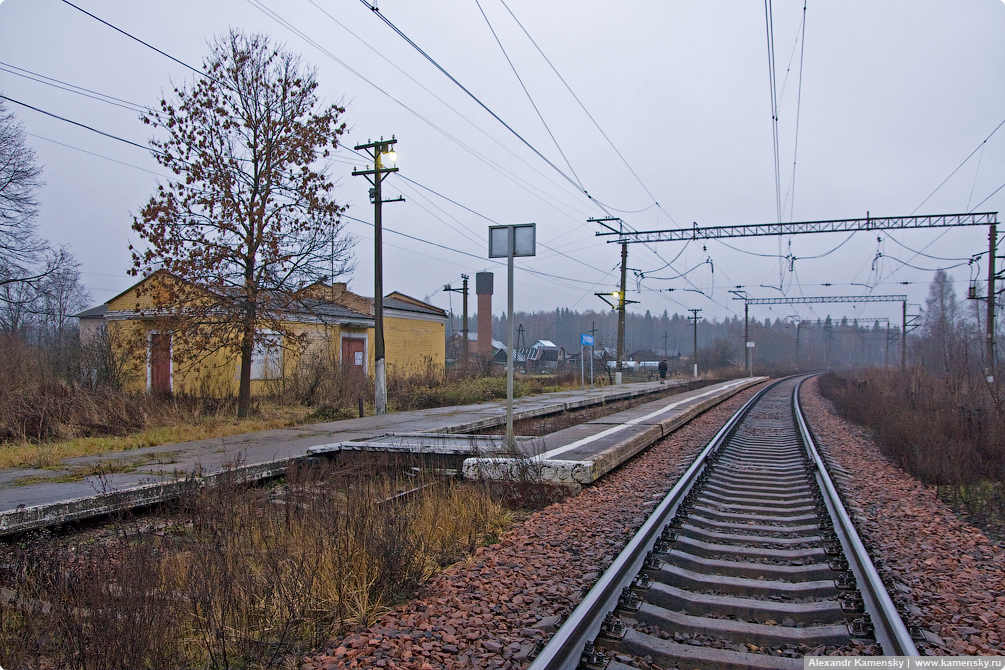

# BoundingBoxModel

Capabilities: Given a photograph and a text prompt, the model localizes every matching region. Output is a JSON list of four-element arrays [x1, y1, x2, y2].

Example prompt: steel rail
[[527, 378, 785, 670], [793, 376, 919, 655]]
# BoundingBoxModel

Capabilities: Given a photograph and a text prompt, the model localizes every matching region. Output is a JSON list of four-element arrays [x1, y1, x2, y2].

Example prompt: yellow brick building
[[79, 272, 447, 395]]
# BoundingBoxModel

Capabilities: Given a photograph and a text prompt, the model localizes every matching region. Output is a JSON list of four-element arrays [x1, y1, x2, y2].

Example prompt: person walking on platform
[[658, 359, 668, 384]]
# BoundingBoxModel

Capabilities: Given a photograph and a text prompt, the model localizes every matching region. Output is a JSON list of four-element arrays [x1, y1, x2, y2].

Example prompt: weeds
[[0, 456, 509, 669], [818, 368, 1005, 526]]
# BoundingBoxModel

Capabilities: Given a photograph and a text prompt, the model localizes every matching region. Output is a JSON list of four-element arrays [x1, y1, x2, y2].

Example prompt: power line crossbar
[[739, 295, 907, 305], [598, 212, 997, 243]]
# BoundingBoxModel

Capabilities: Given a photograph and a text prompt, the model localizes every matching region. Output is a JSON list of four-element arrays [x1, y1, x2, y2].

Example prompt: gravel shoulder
[[799, 377, 1005, 656]]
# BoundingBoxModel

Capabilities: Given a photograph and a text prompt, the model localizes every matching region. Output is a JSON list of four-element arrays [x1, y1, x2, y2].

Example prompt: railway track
[[529, 375, 919, 670]]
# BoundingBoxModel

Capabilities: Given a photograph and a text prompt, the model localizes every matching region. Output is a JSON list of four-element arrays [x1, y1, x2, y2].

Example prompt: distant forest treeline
[[445, 308, 901, 370]]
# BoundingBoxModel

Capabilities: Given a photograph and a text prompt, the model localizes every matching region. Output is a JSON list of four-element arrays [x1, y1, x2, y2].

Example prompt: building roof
[[90, 271, 445, 325], [72, 304, 108, 319], [384, 292, 448, 319]]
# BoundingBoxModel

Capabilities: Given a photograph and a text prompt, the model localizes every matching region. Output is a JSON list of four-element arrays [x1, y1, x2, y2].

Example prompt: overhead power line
[[58, 0, 205, 79], [496, 0, 675, 223], [0, 94, 151, 152], [473, 0, 583, 189], [0, 61, 147, 112], [913, 116, 1005, 214], [357, 0, 612, 216]]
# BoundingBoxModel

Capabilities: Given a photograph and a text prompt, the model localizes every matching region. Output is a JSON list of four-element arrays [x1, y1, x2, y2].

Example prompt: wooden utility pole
[[353, 137, 403, 415]]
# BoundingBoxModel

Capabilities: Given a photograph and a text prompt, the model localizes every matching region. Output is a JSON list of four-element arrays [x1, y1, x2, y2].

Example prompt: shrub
[[817, 368, 1004, 487], [0, 457, 509, 668]]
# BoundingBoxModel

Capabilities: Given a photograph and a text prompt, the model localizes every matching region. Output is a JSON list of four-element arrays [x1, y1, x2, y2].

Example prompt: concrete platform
[[463, 377, 765, 488], [0, 377, 751, 537]]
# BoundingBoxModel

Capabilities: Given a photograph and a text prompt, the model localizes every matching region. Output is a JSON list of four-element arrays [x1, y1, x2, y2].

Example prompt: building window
[[251, 332, 282, 380]]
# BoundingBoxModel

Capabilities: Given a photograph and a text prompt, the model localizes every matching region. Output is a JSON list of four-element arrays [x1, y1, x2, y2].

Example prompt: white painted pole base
[[375, 358, 387, 415], [615, 371, 622, 385], [693, 364, 698, 379]]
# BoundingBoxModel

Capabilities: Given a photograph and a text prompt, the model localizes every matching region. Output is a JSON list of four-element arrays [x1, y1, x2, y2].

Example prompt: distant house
[[75, 304, 108, 343], [491, 338, 565, 371], [74, 271, 447, 395], [628, 348, 682, 363]]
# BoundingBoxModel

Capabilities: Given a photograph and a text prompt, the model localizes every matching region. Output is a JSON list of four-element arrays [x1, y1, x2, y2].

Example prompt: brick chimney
[[476, 272, 493, 358]]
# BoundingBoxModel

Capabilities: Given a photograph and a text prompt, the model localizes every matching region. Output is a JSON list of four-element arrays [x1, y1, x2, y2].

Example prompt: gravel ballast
[[799, 377, 1005, 656], [304, 377, 1005, 669], [304, 386, 765, 670]]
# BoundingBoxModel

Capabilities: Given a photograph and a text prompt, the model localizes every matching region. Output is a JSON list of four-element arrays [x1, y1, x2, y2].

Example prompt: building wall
[[109, 316, 443, 395], [383, 314, 445, 375], [102, 273, 444, 395]]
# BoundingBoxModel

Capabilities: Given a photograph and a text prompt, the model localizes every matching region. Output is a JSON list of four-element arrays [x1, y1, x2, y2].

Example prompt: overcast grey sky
[[1, 0, 1003, 328]]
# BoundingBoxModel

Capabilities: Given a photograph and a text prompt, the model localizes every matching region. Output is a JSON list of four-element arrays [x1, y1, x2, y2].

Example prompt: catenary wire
[[357, 0, 616, 219], [495, 0, 677, 224], [473, 0, 583, 190], [912, 116, 1005, 214]]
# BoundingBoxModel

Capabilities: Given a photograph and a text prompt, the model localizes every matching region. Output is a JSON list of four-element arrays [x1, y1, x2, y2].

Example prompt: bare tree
[[131, 31, 353, 417], [37, 256, 90, 342], [0, 100, 48, 286], [0, 277, 40, 336]]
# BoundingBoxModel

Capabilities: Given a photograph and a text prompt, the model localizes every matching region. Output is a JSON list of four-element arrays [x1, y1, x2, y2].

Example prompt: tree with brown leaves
[[131, 30, 353, 417]]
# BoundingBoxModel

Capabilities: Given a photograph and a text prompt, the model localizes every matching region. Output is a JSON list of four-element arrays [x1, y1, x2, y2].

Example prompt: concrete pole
[[689, 308, 701, 378], [987, 223, 997, 381], [461, 275, 469, 373], [901, 301, 907, 370], [591, 321, 596, 389], [616, 242, 628, 385], [796, 321, 801, 368], [745, 302, 751, 377], [506, 227, 516, 450], [885, 321, 890, 368]]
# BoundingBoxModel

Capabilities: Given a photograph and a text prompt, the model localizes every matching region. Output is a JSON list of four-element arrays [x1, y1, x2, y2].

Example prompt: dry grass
[[0, 457, 510, 669], [818, 367, 1005, 526], [0, 402, 314, 471]]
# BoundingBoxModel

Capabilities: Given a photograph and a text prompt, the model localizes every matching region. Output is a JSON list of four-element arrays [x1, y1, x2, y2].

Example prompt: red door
[[342, 337, 365, 377], [150, 333, 171, 394]]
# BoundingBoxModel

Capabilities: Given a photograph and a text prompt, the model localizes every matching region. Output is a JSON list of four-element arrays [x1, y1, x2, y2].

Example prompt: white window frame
[[251, 331, 283, 380]]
